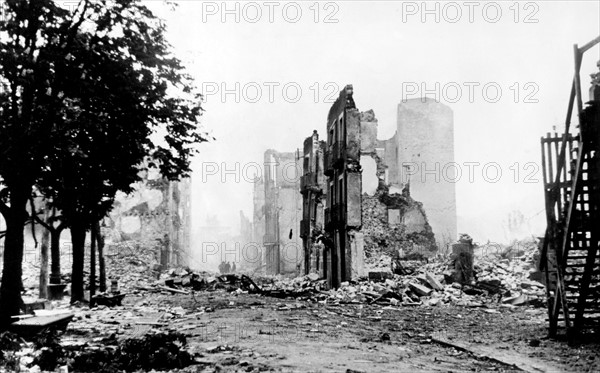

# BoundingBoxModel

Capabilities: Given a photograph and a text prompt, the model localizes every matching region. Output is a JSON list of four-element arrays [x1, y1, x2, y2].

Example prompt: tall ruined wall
[[252, 180, 265, 245], [359, 110, 436, 261], [106, 169, 192, 267], [377, 134, 399, 192], [395, 98, 457, 248], [278, 187, 302, 273], [262, 150, 302, 275], [301, 87, 453, 283]]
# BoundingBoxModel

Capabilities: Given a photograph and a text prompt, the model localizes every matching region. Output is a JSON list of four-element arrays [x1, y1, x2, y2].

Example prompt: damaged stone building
[[301, 85, 457, 287], [381, 98, 457, 248], [253, 150, 303, 275], [105, 169, 192, 268], [322, 86, 366, 287], [299, 131, 327, 278]]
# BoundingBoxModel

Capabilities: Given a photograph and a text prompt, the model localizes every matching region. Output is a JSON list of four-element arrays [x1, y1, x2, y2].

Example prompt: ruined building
[[301, 85, 457, 287], [252, 178, 266, 245], [322, 86, 366, 287], [256, 86, 457, 281], [385, 98, 457, 248], [260, 150, 302, 275], [106, 169, 192, 268], [300, 131, 327, 277]]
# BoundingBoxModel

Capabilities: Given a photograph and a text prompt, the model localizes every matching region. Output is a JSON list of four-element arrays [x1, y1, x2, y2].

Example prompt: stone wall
[[394, 98, 457, 248], [105, 169, 192, 268], [359, 109, 436, 262], [262, 149, 302, 275]]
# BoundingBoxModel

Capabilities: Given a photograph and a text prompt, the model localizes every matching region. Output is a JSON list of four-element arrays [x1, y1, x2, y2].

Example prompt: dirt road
[[58, 290, 599, 373]]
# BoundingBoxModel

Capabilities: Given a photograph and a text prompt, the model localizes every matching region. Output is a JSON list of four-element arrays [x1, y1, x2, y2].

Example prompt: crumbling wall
[[359, 110, 436, 263], [278, 187, 302, 274], [362, 188, 436, 261], [252, 180, 265, 245], [105, 169, 192, 267], [395, 98, 457, 248], [262, 150, 302, 275]]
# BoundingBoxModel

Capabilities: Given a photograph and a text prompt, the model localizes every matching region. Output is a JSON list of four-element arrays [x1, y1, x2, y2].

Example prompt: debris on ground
[[4, 236, 592, 373]]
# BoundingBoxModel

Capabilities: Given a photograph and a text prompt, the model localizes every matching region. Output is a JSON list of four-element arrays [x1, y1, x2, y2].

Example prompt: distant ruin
[[105, 169, 192, 268], [252, 150, 303, 275]]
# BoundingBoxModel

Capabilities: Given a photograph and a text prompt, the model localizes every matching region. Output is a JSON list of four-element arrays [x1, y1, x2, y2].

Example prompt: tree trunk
[[70, 221, 86, 303], [50, 227, 63, 285], [38, 211, 51, 299], [97, 222, 106, 292], [89, 223, 96, 306], [0, 192, 28, 326]]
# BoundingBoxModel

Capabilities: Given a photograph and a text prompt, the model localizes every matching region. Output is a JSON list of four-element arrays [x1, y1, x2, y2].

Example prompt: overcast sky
[[148, 1, 599, 250]]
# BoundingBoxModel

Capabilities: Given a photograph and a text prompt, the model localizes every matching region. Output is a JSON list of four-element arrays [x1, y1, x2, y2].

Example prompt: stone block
[[425, 273, 444, 291], [387, 209, 401, 226], [368, 271, 392, 281], [409, 282, 432, 297]]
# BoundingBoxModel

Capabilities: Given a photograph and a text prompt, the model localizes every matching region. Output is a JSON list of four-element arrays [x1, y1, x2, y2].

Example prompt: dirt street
[[51, 289, 598, 373]]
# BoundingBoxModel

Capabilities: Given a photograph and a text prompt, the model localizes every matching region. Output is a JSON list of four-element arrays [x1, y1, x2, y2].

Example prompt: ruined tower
[[395, 98, 457, 248]]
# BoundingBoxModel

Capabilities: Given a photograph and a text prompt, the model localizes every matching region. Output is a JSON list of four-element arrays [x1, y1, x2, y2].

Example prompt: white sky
[[148, 1, 600, 247]]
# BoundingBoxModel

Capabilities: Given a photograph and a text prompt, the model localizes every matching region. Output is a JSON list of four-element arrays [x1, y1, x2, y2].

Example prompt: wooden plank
[[547, 138, 554, 187], [431, 336, 564, 373], [553, 133, 560, 183], [10, 314, 74, 338], [158, 285, 190, 294], [541, 138, 548, 185]]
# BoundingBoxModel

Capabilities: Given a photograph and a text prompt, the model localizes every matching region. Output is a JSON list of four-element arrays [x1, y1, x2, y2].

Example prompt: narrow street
[[31, 287, 599, 372], [5, 243, 599, 373]]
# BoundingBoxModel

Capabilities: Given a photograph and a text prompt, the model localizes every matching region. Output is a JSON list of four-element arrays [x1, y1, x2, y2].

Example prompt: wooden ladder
[[540, 36, 600, 338]]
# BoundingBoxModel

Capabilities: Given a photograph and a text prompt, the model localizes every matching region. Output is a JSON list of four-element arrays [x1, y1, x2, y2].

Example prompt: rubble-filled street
[[2, 239, 599, 372], [2, 1, 600, 372]]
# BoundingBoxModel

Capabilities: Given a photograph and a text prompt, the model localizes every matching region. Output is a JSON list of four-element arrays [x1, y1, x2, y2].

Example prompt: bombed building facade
[[299, 131, 327, 277], [252, 85, 457, 284], [321, 86, 366, 287], [301, 86, 457, 286]]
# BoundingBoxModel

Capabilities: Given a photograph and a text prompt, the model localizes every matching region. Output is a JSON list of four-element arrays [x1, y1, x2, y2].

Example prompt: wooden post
[[89, 223, 96, 306], [97, 222, 106, 293], [38, 208, 50, 299]]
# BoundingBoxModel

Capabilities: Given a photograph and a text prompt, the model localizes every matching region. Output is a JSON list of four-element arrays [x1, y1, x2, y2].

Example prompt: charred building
[[301, 85, 457, 287], [322, 85, 366, 287], [299, 131, 328, 277]]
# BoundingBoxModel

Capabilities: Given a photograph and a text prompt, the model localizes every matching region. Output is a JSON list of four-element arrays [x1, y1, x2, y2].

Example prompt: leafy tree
[[0, 0, 72, 325], [0, 0, 207, 322]]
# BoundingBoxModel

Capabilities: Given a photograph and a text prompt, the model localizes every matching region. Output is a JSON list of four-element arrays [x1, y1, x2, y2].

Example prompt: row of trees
[[0, 0, 207, 326]]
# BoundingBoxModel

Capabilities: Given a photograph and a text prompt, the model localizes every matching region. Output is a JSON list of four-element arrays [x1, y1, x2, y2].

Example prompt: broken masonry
[[252, 84, 457, 287]]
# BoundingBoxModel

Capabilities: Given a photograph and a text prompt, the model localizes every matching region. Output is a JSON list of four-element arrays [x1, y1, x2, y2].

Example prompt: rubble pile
[[8, 328, 194, 373], [239, 238, 545, 309], [69, 332, 193, 372], [472, 239, 546, 307], [362, 190, 436, 262], [160, 269, 262, 295], [105, 240, 163, 293], [152, 236, 545, 310]]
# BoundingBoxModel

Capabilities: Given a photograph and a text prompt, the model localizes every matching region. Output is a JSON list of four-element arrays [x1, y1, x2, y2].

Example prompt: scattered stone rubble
[[2, 236, 547, 372], [160, 237, 545, 309]]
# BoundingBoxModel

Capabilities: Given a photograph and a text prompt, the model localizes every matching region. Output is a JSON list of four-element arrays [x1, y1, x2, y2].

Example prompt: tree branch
[[32, 211, 52, 232], [29, 197, 38, 247]]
